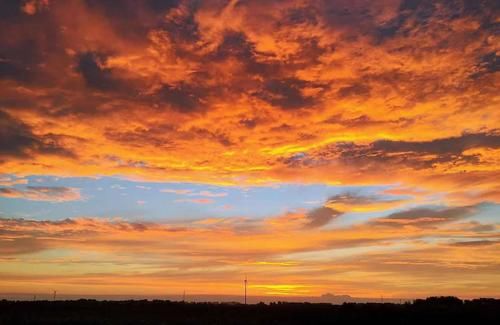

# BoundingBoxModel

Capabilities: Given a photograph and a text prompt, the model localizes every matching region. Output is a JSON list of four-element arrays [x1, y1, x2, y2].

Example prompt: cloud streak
[[0, 202, 498, 296], [371, 205, 477, 228], [0, 186, 81, 202]]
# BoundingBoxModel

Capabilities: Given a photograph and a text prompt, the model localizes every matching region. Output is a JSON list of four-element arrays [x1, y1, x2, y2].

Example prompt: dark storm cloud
[[472, 52, 499, 78], [305, 207, 342, 229], [294, 131, 499, 170], [0, 39, 45, 84], [0, 88, 143, 120], [0, 59, 32, 82], [212, 30, 255, 61], [377, 0, 500, 42], [156, 83, 208, 113], [255, 78, 317, 110], [76, 52, 124, 91], [372, 132, 500, 155], [160, 1, 200, 45], [282, 5, 319, 26], [0, 1, 61, 84], [210, 30, 278, 76], [85, 0, 181, 15], [320, 0, 378, 35], [337, 84, 371, 99], [0, 0, 23, 19], [376, 0, 436, 41], [0, 110, 76, 160], [84, 0, 181, 40], [289, 37, 327, 67]]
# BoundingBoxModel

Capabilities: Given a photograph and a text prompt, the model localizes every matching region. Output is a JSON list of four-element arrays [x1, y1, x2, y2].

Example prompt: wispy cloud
[[161, 189, 194, 195], [0, 202, 497, 296], [0, 175, 28, 187], [0, 186, 81, 202], [161, 189, 227, 198], [175, 198, 214, 204]]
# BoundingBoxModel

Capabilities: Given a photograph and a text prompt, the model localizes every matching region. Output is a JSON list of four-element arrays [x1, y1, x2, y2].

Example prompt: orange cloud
[[0, 1, 497, 200], [0, 0, 499, 298], [0, 186, 81, 202], [0, 201, 498, 297], [0, 175, 28, 186]]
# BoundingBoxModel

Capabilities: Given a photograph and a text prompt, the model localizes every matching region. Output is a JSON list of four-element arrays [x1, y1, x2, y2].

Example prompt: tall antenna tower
[[53, 290, 57, 301], [244, 275, 247, 305]]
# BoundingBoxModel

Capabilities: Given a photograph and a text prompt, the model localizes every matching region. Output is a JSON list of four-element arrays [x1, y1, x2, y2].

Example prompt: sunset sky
[[0, 0, 499, 299]]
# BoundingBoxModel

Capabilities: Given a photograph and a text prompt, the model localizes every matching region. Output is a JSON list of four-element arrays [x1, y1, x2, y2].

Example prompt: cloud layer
[[0, 0, 497, 195], [0, 202, 498, 297], [0, 0, 499, 298]]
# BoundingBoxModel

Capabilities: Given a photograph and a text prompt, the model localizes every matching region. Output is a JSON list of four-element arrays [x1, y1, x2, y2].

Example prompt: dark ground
[[0, 297, 499, 324]]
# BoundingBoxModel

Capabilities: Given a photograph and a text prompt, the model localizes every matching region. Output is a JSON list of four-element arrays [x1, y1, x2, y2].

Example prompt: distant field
[[1, 297, 499, 324]]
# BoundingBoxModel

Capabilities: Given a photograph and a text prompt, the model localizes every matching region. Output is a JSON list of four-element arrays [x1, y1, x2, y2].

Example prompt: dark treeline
[[0, 296, 499, 324]]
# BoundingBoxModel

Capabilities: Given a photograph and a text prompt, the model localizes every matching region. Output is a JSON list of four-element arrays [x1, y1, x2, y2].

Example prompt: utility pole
[[182, 290, 186, 303], [53, 290, 56, 301], [244, 275, 247, 305]]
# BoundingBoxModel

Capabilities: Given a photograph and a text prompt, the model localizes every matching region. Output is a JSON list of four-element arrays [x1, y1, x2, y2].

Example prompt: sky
[[0, 0, 499, 300]]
